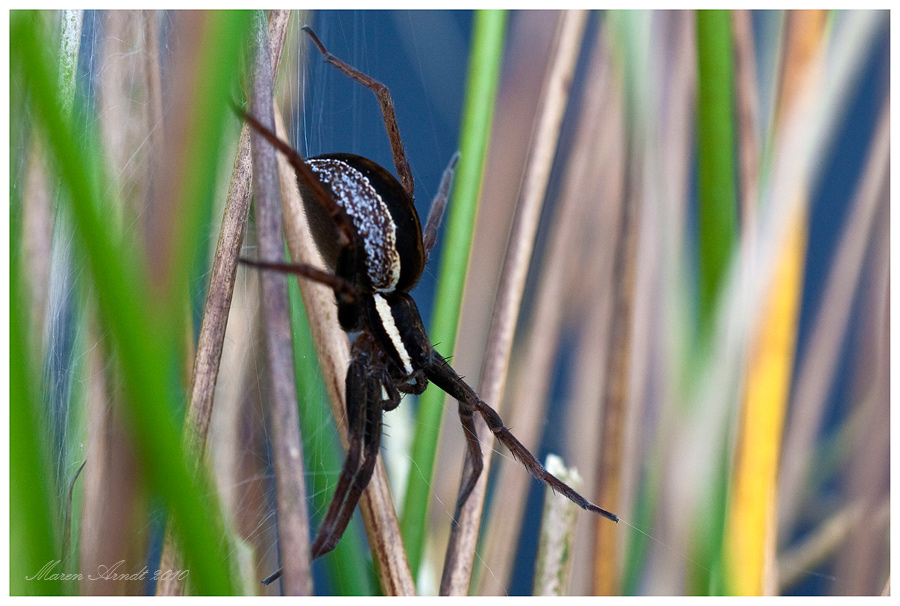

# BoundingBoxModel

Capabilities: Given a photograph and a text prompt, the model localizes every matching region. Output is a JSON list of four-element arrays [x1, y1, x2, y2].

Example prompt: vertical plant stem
[[533, 455, 582, 596], [11, 158, 61, 595], [477, 19, 614, 592], [400, 9, 508, 580], [248, 10, 313, 595], [286, 279, 373, 595], [440, 10, 588, 596], [592, 10, 654, 595], [731, 10, 761, 233], [723, 10, 827, 596], [696, 10, 738, 340], [591, 91, 638, 598], [156, 9, 290, 596], [688, 11, 740, 593]]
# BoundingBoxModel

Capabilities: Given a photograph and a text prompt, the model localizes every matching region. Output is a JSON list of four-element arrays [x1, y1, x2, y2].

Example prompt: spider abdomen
[[302, 153, 425, 294]]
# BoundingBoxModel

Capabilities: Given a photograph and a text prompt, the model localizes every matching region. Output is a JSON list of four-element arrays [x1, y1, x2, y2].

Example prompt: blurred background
[[10, 9, 890, 596]]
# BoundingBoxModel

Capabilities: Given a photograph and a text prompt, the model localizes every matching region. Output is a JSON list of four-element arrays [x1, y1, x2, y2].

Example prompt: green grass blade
[[11, 167, 62, 596], [158, 12, 252, 332], [693, 10, 738, 593], [696, 10, 738, 339], [400, 9, 508, 579], [287, 277, 372, 595], [11, 11, 249, 595]]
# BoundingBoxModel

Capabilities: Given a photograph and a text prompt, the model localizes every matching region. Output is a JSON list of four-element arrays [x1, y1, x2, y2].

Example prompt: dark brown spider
[[240, 25, 617, 585]]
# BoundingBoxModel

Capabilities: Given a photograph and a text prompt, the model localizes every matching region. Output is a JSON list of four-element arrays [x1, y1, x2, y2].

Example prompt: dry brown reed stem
[[614, 13, 697, 594], [777, 499, 887, 592], [248, 12, 313, 595], [156, 122, 252, 596], [266, 10, 291, 80], [476, 20, 617, 594], [592, 143, 638, 595], [591, 12, 679, 593], [566, 37, 626, 591], [183, 7, 289, 494], [833, 183, 889, 595], [732, 10, 761, 234], [79, 12, 150, 595], [439, 10, 589, 596], [273, 108, 416, 595], [434, 14, 551, 532], [156, 10, 293, 596], [777, 102, 889, 537]]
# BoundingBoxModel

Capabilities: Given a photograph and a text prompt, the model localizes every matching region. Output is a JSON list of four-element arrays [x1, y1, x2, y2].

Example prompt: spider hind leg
[[425, 352, 619, 523], [262, 342, 397, 586], [310, 343, 396, 560]]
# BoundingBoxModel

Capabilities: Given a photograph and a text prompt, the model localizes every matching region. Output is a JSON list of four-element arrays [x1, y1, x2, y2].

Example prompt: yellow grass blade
[[724, 10, 827, 595], [725, 204, 807, 594]]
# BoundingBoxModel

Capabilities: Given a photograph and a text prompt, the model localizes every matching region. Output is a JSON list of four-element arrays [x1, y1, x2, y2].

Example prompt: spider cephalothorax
[[241, 25, 616, 585]]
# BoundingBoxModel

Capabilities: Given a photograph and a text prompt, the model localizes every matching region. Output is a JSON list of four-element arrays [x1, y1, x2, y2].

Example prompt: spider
[[241, 25, 617, 585]]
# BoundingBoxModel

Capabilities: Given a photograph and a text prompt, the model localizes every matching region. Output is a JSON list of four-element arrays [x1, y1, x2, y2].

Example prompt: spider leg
[[262, 352, 370, 586], [311, 361, 394, 560], [236, 106, 355, 250], [455, 399, 483, 515], [302, 25, 415, 199], [422, 152, 460, 260], [308, 355, 374, 559], [425, 353, 619, 523], [239, 258, 358, 306]]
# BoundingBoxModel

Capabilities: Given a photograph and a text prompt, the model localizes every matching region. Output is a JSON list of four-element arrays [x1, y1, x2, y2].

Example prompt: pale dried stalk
[[777, 101, 889, 536], [591, 14, 663, 591], [80, 11, 147, 595], [732, 9, 761, 233], [532, 455, 582, 595], [832, 185, 889, 595], [273, 109, 416, 596], [156, 10, 293, 596], [592, 146, 639, 596], [563, 23, 626, 596], [433, 12, 550, 530], [248, 12, 312, 595], [777, 500, 887, 592], [599, 11, 695, 595], [477, 19, 617, 594], [440, 10, 589, 596]]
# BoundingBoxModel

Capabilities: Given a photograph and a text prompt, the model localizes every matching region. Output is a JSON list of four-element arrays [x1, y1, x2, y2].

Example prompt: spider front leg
[[425, 353, 619, 523], [302, 25, 415, 199], [422, 151, 460, 260]]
